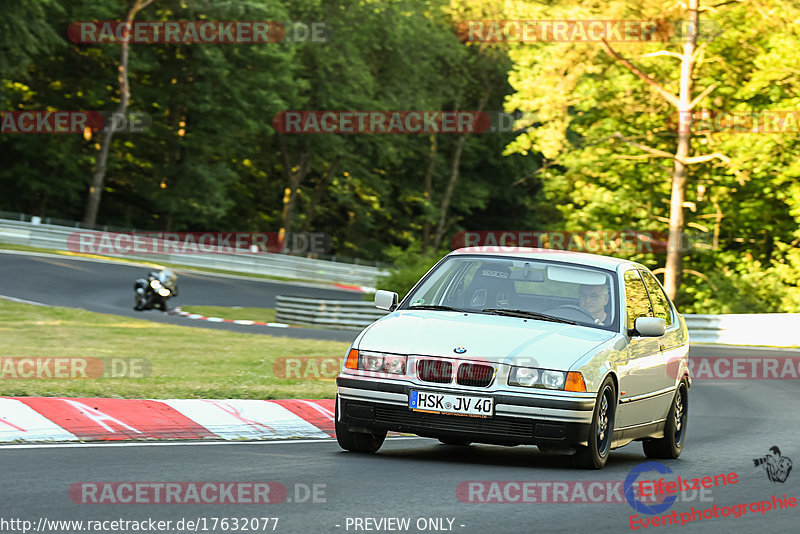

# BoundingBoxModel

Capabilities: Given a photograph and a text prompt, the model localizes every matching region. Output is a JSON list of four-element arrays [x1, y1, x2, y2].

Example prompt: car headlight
[[344, 349, 407, 375], [509, 366, 566, 390], [157, 288, 171, 297], [150, 279, 161, 289], [513, 367, 539, 386], [541, 370, 565, 389], [363, 353, 383, 371]]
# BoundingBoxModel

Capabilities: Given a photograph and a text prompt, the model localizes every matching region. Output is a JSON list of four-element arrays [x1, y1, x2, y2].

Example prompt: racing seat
[[463, 263, 517, 310]]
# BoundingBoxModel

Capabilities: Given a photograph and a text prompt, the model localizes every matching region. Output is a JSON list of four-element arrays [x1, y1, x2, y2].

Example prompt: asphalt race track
[[0, 250, 363, 341], [1, 375, 799, 533]]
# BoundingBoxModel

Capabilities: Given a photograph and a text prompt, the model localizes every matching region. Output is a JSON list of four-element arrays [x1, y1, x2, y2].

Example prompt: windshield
[[401, 255, 618, 331]]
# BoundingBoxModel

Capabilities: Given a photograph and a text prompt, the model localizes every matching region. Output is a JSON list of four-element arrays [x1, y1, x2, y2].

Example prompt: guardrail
[[0, 218, 388, 287], [273, 297, 800, 345], [684, 314, 800, 347], [275, 296, 387, 329]]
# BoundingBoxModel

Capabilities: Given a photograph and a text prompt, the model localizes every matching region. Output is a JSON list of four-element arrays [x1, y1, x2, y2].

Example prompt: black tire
[[572, 376, 616, 469], [438, 439, 472, 446], [334, 395, 386, 453], [643, 379, 688, 459]]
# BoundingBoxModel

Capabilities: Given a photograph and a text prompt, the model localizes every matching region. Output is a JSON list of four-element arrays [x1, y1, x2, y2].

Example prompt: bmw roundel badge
[[453, 347, 467, 354]]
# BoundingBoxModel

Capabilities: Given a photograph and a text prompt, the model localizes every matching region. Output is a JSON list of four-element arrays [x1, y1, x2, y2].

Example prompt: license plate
[[409, 390, 494, 418]]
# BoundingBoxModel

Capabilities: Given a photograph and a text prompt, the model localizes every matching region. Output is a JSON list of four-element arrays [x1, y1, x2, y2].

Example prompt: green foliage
[[0, 0, 65, 93], [501, 0, 800, 313], [1, 0, 798, 314], [377, 242, 447, 299], [680, 245, 800, 314], [1, 0, 538, 256]]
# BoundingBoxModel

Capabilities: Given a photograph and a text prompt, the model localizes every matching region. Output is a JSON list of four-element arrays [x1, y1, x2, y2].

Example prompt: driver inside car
[[578, 283, 610, 325]]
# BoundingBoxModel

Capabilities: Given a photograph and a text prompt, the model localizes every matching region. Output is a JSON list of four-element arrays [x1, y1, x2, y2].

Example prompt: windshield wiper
[[482, 308, 578, 325], [408, 304, 467, 312]]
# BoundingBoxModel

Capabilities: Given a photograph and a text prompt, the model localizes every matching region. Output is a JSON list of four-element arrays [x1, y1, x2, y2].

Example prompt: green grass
[[180, 306, 277, 323], [0, 300, 347, 399]]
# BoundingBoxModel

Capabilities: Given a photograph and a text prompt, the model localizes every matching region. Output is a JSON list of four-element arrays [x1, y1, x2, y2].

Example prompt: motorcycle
[[134, 269, 178, 311]]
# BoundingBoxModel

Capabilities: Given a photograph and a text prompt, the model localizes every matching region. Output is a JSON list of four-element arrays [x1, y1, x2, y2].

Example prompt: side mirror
[[374, 290, 398, 311], [633, 317, 666, 337]]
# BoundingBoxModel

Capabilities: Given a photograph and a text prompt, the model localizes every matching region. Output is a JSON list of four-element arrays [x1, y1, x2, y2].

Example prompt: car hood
[[357, 310, 616, 371]]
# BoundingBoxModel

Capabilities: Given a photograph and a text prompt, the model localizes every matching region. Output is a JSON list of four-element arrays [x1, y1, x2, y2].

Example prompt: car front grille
[[457, 363, 494, 387], [373, 404, 533, 439], [417, 359, 452, 383]]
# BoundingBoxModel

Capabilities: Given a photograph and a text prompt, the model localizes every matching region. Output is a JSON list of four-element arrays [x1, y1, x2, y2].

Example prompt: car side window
[[640, 270, 673, 326], [624, 270, 653, 331]]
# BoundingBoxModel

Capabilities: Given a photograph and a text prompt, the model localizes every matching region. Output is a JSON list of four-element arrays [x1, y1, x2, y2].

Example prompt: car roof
[[449, 247, 642, 271]]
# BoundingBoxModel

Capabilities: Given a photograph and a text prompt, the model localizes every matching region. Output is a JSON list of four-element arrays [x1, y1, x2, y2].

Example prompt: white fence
[[684, 314, 800, 347], [275, 296, 387, 329], [0, 218, 388, 287]]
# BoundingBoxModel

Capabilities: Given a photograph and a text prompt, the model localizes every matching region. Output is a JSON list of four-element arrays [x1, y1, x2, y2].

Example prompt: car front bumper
[[337, 376, 595, 448]]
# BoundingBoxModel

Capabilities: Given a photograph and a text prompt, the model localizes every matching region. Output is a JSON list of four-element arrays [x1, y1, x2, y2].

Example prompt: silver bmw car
[[335, 248, 691, 469]]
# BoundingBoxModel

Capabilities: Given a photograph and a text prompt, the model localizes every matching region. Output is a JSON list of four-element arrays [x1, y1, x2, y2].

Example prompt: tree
[[504, 2, 722, 298], [0, 0, 63, 100], [83, 0, 155, 226], [598, 0, 731, 299]]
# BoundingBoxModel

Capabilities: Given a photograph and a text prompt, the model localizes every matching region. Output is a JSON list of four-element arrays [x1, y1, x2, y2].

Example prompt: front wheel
[[572, 377, 616, 469], [334, 395, 386, 453], [643, 379, 688, 459]]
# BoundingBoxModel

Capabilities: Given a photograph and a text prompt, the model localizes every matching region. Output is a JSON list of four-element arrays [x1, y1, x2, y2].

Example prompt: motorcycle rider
[[134, 268, 178, 311]]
